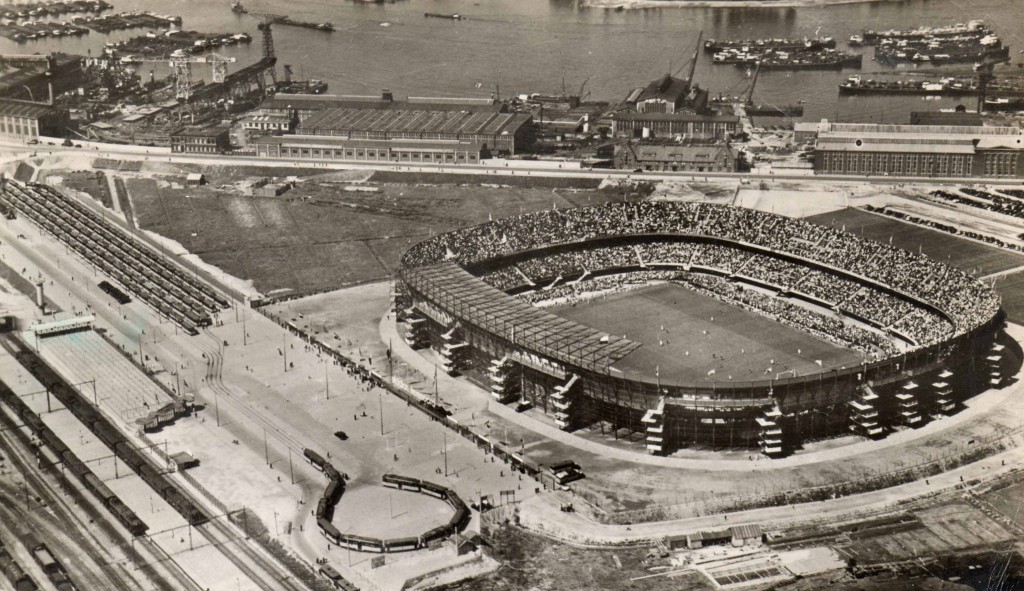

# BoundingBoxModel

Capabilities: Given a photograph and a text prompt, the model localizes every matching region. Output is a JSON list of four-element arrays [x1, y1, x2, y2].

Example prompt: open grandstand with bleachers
[[398, 202, 1011, 457]]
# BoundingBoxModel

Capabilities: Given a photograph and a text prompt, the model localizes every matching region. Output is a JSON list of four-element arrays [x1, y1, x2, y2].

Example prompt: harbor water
[[2, 0, 1023, 123]]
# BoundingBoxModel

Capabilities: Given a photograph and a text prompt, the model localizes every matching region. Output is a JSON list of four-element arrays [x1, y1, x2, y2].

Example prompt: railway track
[[195, 328, 308, 453], [0, 402, 195, 591]]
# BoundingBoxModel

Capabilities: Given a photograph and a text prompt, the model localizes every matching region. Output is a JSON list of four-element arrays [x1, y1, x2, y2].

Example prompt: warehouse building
[[0, 98, 65, 140], [296, 108, 532, 155], [628, 74, 709, 114], [253, 135, 486, 164], [608, 112, 739, 140], [812, 121, 1024, 177], [257, 91, 503, 123], [614, 140, 738, 172], [170, 126, 231, 154]]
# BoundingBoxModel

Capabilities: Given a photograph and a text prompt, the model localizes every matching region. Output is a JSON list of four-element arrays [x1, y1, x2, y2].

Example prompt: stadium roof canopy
[[403, 263, 640, 371]]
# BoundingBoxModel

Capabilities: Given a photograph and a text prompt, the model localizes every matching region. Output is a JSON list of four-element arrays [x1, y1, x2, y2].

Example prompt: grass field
[[126, 177, 624, 296], [805, 208, 1024, 277], [552, 282, 862, 383], [806, 208, 1024, 324]]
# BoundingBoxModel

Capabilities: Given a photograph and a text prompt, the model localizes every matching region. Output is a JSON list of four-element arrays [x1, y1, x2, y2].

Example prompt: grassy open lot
[[42, 170, 112, 209], [553, 282, 860, 383], [127, 177, 625, 296], [805, 208, 1024, 278]]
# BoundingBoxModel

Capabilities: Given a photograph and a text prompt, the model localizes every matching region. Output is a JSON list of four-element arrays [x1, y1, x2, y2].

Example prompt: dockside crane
[[132, 51, 237, 102], [671, 30, 703, 84], [974, 53, 1011, 113]]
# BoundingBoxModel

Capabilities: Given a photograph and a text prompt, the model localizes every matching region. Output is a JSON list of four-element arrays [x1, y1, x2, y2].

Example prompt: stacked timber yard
[[0, 1, 1022, 590]]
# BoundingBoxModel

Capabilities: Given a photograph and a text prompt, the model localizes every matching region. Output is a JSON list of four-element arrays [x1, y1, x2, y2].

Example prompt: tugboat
[[230, 0, 247, 14]]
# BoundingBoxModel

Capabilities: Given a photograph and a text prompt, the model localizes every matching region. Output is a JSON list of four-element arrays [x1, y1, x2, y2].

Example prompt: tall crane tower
[[974, 54, 1010, 113], [133, 51, 237, 102]]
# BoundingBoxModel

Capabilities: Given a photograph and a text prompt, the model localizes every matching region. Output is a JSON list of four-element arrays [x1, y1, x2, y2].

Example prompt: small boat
[[424, 12, 465, 19]]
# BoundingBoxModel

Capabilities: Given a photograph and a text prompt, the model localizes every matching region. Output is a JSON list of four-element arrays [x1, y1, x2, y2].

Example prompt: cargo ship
[[874, 33, 1008, 65], [746, 104, 804, 116], [703, 37, 835, 53], [839, 75, 1024, 97], [275, 79, 328, 94], [876, 44, 1009, 66], [984, 97, 1024, 111], [853, 20, 988, 45], [712, 47, 861, 70]]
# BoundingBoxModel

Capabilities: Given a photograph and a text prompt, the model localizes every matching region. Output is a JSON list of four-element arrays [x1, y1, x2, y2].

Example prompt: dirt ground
[[437, 522, 711, 591]]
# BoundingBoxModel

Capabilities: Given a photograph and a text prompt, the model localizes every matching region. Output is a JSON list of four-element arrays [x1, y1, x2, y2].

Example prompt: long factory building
[[250, 92, 533, 159], [809, 121, 1024, 178]]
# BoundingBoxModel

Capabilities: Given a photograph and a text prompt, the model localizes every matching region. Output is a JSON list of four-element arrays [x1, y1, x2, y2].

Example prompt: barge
[[839, 75, 1024, 97], [712, 47, 862, 70], [854, 20, 988, 45], [703, 37, 835, 53]]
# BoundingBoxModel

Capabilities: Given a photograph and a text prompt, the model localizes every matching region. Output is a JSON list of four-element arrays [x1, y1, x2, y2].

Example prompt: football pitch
[[552, 282, 863, 384]]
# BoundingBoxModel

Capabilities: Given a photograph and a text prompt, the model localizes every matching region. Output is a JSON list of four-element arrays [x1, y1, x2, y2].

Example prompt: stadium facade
[[397, 203, 1009, 457]]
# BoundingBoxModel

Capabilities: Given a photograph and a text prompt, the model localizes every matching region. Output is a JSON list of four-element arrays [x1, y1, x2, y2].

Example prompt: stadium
[[397, 202, 1010, 457]]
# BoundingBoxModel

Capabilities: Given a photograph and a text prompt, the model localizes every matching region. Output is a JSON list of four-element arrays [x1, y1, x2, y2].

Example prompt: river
[[3, 0, 1023, 123]]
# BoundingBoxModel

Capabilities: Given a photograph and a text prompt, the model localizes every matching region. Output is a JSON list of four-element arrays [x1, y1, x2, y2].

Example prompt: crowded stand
[[674, 273, 899, 357], [891, 311, 954, 345], [840, 286, 920, 328], [518, 270, 680, 305], [635, 241, 701, 266], [479, 266, 530, 291], [515, 245, 639, 283], [402, 202, 1000, 341]]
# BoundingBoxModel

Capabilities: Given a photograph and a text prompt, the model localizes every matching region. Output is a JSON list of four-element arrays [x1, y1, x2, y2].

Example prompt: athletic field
[[552, 282, 862, 384]]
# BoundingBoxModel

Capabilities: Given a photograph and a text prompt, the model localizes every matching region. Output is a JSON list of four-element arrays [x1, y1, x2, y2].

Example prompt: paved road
[[4, 139, 1024, 187]]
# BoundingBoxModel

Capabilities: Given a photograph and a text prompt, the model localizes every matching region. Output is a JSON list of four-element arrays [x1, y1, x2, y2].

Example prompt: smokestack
[[35, 281, 45, 310]]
